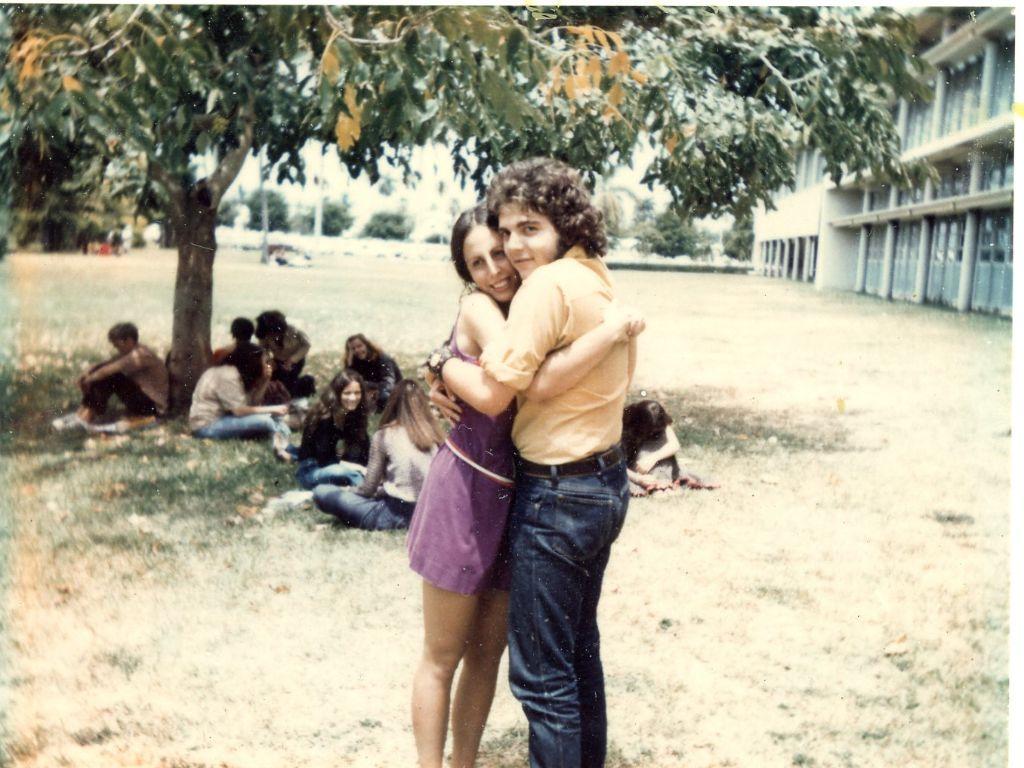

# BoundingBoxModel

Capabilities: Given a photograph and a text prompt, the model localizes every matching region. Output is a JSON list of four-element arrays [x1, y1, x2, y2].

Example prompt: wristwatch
[[425, 344, 455, 378]]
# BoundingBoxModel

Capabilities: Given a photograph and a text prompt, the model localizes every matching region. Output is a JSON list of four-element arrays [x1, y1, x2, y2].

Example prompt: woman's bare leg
[[450, 589, 509, 768], [412, 581, 479, 768]]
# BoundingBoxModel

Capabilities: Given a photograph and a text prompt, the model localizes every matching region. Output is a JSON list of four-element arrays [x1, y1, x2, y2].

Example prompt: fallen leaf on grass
[[271, 584, 291, 594], [19, 484, 38, 497], [235, 505, 260, 520], [883, 634, 909, 656]]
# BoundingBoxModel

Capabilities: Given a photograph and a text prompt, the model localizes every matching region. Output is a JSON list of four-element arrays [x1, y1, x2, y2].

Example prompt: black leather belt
[[516, 444, 624, 479]]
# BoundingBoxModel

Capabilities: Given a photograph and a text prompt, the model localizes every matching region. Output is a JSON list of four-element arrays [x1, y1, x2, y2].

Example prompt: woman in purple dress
[[408, 205, 643, 767]]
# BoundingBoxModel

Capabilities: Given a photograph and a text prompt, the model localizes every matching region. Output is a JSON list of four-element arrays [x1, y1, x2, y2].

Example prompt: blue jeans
[[295, 458, 365, 490], [193, 414, 289, 440], [312, 486, 415, 530], [506, 460, 629, 768]]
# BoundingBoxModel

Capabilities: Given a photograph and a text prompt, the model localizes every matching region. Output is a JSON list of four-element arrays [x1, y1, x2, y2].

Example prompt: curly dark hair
[[485, 157, 607, 258]]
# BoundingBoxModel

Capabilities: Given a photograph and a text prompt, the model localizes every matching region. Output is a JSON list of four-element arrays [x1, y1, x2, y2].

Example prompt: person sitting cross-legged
[[189, 344, 291, 460]]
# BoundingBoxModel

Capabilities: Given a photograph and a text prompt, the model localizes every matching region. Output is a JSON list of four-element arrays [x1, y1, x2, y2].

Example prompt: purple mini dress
[[407, 331, 516, 595]]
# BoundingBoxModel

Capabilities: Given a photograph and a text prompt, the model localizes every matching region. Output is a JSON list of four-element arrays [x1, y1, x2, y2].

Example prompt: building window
[[868, 184, 891, 211], [931, 215, 966, 264], [940, 54, 984, 136], [867, 225, 886, 262], [897, 183, 925, 206], [976, 209, 1013, 264], [989, 33, 1014, 118], [934, 161, 971, 199], [979, 143, 1014, 191], [903, 97, 932, 150]]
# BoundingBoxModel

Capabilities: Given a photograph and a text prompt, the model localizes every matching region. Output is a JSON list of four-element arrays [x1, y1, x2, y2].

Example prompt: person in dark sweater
[[294, 369, 370, 490], [255, 310, 316, 399], [345, 333, 403, 412]]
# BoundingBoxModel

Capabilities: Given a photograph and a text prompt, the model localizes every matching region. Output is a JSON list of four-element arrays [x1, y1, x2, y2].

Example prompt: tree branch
[[323, 6, 444, 47], [206, 101, 254, 206]]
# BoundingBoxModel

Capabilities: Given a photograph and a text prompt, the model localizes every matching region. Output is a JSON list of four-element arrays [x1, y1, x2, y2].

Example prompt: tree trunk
[[159, 220, 177, 249], [166, 192, 217, 413]]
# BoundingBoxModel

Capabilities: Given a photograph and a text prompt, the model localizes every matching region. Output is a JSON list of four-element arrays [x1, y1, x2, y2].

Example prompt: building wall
[[751, 7, 1014, 315]]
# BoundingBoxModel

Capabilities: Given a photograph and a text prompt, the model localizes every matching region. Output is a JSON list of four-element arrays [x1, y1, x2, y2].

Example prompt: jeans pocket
[[546, 490, 619, 562]]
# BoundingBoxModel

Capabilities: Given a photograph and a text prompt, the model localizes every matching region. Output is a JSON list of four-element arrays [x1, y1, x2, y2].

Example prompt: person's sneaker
[[263, 490, 314, 514], [51, 413, 86, 432], [85, 415, 158, 435]]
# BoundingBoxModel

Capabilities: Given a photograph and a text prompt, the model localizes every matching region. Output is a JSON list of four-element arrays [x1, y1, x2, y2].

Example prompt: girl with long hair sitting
[[294, 369, 371, 490], [313, 380, 442, 530], [189, 344, 290, 459]]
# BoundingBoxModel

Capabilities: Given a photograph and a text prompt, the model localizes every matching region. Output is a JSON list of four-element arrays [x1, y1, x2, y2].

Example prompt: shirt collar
[[562, 244, 590, 261]]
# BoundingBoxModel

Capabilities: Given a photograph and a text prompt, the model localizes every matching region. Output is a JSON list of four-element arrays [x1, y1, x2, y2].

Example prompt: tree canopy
[[2, 4, 931, 403]]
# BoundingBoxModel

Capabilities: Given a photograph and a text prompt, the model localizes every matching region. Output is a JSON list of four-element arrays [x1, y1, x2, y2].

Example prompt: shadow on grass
[[477, 726, 644, 768], [648, 386, 849, 455]]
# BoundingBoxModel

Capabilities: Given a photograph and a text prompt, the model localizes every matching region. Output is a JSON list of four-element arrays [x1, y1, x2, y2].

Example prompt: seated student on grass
[[211, 317, 255, 365], [622, 399, 719, 496], [53, 322, 169, 431], [294, 369, 371, 490], [214, 317, 291, 405], [345, 333, 403, 412], [255, 309, 316, 399], [314, 380, 441, 530], [189, 344, 291, 460]]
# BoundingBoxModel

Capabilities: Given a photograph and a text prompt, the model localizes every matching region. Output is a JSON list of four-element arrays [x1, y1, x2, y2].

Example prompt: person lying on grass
[[188, 344, 291, 461], [52, 322, 168, 432], [313, 380, 442, 531], [622, 399, 719, 496]]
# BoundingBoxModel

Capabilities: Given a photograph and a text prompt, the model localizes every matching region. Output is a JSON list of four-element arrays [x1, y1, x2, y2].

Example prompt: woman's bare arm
[[635, 426, 682, 473]]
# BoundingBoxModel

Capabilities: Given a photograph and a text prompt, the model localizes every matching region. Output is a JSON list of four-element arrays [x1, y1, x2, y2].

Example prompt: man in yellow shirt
[[437, 158, 633, 768]]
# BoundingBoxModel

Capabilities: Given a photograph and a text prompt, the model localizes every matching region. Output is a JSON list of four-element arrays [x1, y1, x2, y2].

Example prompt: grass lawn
[[0, 247, 1011, 767]]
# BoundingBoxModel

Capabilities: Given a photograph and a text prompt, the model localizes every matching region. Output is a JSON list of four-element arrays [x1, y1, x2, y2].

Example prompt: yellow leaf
[[322, 47, 340, 84], [587, 56, 602, 89], [550, 67, 562, 94], [664, 134, 679, 154], [607, 30, 624, 50], [836, 397, 846, 414], [575, 57, 588, 78], [609, 50, 630, 76], [335, 112, 361, 151], [607, 82, 625, 107], [573, 74, 590, 97], [601, 105, 624, 125], [61, 74, 82, 93], [564, 73, 577, 100], [630, 68, 648, 85], [343, 83, 361, 119], [567, 25, 595, 45], [593, 28, 610, 51]]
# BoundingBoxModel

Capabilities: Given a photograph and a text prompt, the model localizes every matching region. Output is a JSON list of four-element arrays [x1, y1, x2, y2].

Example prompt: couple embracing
[[407, 157, 642, 768]]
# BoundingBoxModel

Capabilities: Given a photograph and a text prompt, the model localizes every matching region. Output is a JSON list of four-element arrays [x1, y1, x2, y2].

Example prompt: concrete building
[[752, 7, 1014, 315]]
